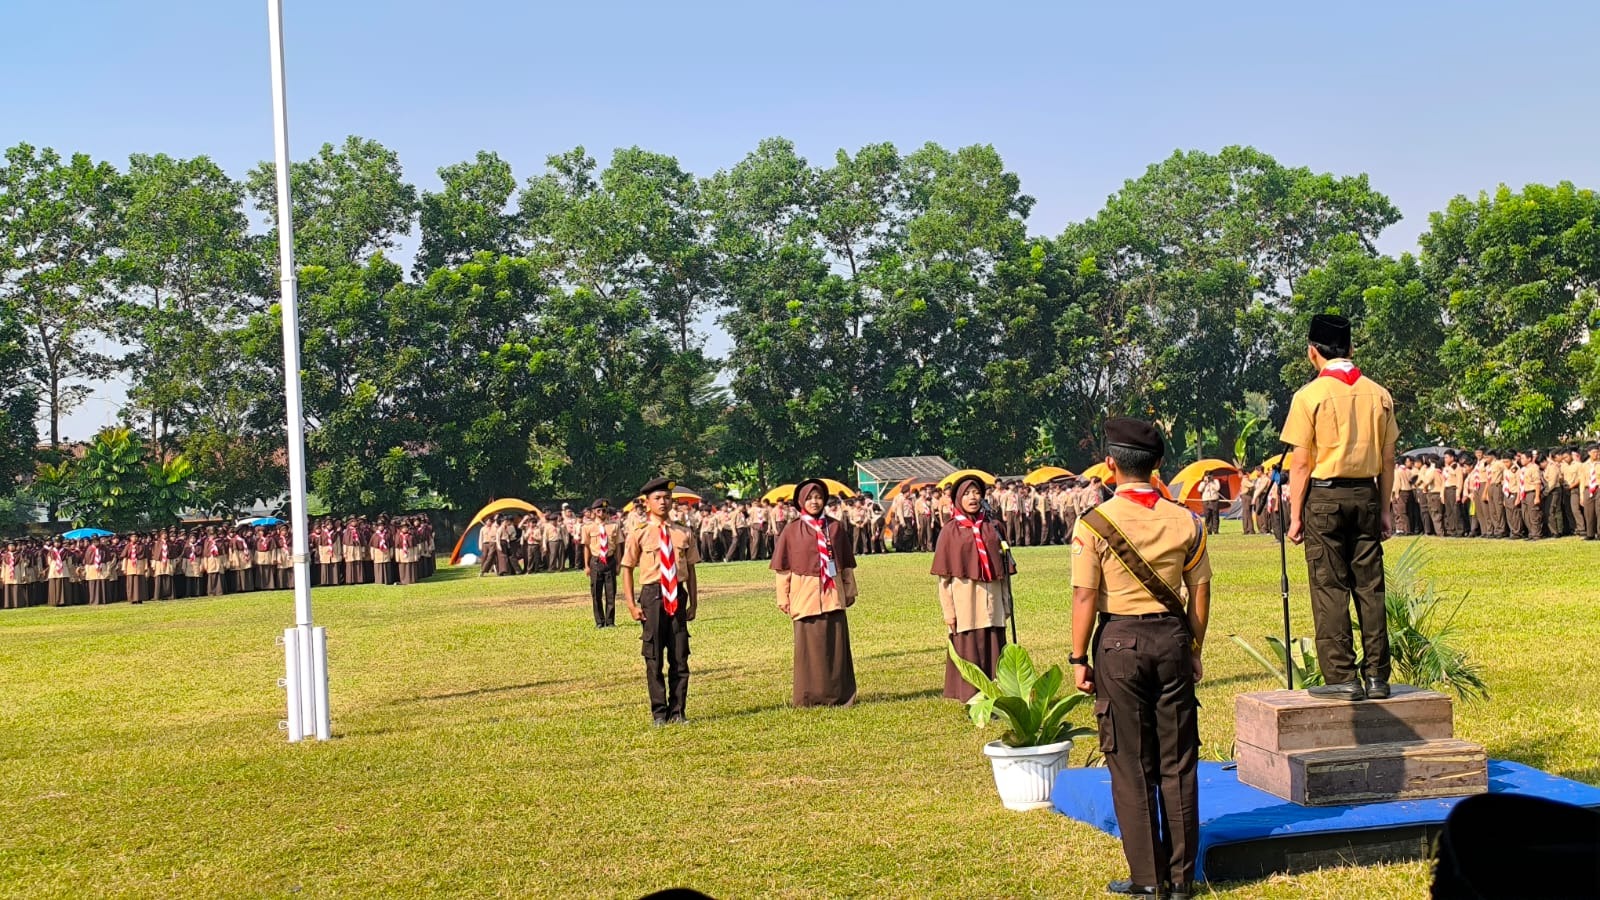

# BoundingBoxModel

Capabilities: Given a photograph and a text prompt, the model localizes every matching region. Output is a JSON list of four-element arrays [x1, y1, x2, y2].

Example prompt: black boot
[[1308, 680, 1367, 701]]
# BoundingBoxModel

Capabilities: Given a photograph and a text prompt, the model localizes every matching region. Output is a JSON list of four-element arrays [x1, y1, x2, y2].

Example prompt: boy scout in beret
[[1070, 417, 1211, 900], [621, 477, 700, 726], [1282, 313, 1398, 702]]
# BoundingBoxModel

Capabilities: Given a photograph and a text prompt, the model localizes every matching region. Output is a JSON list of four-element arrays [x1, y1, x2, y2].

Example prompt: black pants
[[1093, 615, 1200, 889], [589, 559, 617, 626], [1201, 501, 1220, 535], [1303, 482, 1390, 684], [638, 584, 690, 721]]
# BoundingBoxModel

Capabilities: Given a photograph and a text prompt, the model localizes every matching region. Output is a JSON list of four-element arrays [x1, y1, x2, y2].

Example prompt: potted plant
[[948, 642, 1096, 811]]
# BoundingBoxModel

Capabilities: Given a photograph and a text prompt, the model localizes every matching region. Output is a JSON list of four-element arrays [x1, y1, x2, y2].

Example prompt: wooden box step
[[1235, 686, 1454, 753], [1237, 738, 1488, 806]]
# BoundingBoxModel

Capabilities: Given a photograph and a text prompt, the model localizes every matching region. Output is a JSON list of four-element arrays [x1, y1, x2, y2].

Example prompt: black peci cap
[[1105, 416, 1165, 456], [1309, 313, 1352, 347]]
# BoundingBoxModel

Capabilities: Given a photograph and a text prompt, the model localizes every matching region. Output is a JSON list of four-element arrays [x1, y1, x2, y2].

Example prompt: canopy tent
[[449, 499, 542, 565], [622, 487, 704, 513], [1023, 465, 1074, 485], [854, 455, 956, 499], [237, 516, 283, 527], [1256, 451, 1290, 473], [761, 479, 856, 503], [1078, 463, 1173, 499], [1403, 446, 1465, 459], [882, 477, 935, 503], [936, 468, 996, 489], [1169, 459, 1243, 513], [62, 527, 113, 540]]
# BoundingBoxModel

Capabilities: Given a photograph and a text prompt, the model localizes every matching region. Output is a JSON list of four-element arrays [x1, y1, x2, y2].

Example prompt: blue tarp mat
[[1052, 760, 1600, 882]]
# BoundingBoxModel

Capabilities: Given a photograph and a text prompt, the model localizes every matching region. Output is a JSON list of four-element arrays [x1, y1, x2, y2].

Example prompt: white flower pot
[[984, 738, 1074, 811]]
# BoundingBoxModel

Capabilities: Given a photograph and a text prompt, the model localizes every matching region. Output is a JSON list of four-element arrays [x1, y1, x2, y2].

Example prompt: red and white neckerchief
[[1319, 359, 1362, 386], [207, 538, 220, 557], [949, 512, 994, 581], [596, 523, 610, 564], [1588, 463, 1598, 496], [399, 531, 412, 550], [801, 513, 836, 592], [127, 542, 140, 561], [1118, 485, 1162, 510], [657, 523, 679, 614], [377, 529, 390, 551]]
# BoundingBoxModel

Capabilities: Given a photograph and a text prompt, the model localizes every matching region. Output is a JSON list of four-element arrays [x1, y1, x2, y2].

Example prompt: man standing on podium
[[1282, 313, 1399, 702]]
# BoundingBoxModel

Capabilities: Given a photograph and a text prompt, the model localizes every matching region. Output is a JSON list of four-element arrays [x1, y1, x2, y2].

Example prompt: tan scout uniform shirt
[[621, 521, 700, 585], [1071, 485, 1212, 617], [1280, 364, 1399, 479], [1519, 464, 1543, 499], [580, 521, 621, 562]]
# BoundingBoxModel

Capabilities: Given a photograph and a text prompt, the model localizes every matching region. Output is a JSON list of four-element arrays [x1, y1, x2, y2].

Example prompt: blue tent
[[62, 527, 113, 540]]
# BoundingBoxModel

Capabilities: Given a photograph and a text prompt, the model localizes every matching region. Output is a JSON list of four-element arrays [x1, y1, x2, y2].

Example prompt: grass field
[[3, 530, 1598, 899]]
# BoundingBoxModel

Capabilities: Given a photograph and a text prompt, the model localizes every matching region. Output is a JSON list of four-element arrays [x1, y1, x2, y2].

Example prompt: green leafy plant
[[1230, 634, 1324, 688], [1230, 539, 1488, 701], [1384, 540, 1489, 701], [947, 642, 1096, 748]]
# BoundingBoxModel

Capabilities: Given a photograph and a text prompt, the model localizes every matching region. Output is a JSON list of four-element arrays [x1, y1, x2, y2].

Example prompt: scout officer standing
[[581, 499, 621, 628], [1198, 474, 1223, 535], [1581, 445, 1600, 540], [1282, 314, 1398, 702], [1069, 417, 1211, 900], [621, 477, 700, 726]]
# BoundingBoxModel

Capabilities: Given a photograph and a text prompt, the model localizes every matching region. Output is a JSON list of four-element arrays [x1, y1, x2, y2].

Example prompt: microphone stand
[[1272, 448, 1294, 689]]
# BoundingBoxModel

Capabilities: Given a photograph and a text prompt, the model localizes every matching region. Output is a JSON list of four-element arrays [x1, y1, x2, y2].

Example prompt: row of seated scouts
[[0, 515, 437, 609]]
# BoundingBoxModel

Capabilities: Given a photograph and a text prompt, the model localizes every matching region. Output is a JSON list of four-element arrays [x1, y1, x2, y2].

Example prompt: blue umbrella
[[237, 516, 284, 527], [62, 527, 113, 540]]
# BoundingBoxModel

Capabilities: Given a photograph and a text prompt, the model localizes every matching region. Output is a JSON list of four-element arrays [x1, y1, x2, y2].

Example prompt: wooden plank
[[1238, 738, 1487, 805], [1235, 686, 1455, 753]]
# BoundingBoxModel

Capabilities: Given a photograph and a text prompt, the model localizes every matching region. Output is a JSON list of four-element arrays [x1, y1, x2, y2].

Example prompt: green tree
[[118, 152, 266, 445], [0, 300, 39, 503], [415, 151, 521, 276], [62, 427, 150, 530], [1422, 182, 1600, 445], [0, 143, 122, 451], [246, 135, 419, 270]]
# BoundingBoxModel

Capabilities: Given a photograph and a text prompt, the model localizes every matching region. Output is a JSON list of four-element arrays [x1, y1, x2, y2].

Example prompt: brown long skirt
[[375, 561, 396, 585], [398, 562, 418, 585], [87, 579, 106, 605], [125, 575, 148, 604], [944, 626, 1007, 701], [3, 584, 18, 608], [793, 610, 857, 708]]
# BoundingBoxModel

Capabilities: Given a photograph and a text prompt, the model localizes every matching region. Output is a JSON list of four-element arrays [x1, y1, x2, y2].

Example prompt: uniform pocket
[[1094, 698, 1115, 754], [1098, 633, 1137, 679]]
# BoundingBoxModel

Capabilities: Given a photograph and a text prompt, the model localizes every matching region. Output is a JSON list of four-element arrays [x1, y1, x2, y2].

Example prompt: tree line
[[1, 137, 1596, 522]]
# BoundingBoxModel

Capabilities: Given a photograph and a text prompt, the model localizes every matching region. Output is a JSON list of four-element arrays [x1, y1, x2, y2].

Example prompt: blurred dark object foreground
[[1432, 794, 1600, 899]]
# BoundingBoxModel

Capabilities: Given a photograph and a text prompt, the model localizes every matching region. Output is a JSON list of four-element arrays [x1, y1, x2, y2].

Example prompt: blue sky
[[5, 0, 1598, 438]]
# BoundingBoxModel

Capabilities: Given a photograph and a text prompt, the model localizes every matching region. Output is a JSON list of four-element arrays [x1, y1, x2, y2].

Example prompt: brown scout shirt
[[1280, 365, 1399, 479], [621, 520, 700, 585], [1071, 485, 1212, 617]]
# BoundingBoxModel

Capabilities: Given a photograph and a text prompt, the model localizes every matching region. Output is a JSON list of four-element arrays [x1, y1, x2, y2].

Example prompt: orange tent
[[1169, 459, 1243, 513], [1078, 463, 1173, 499], [449, 498, 541, 565]]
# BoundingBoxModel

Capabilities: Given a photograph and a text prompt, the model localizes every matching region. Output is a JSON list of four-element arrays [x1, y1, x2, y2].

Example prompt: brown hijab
[[771, 482, 857, 577], [930, 478, 1004, 582]]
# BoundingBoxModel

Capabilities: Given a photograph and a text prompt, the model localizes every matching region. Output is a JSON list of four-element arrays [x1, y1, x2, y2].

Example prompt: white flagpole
[[267, 0, 330, 742]]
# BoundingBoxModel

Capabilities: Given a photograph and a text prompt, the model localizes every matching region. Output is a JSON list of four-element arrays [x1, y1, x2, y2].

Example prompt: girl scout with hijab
[[931, 472, 1010, 702], [771, 478, 859, 707]]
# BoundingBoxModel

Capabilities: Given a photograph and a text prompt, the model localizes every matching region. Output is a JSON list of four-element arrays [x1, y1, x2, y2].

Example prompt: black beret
[[795, 478, 829, 506], [1105, 416, 1165, 456], [639, 477, 674, 497], [588, 498, 610, 511], [1309, 313, 1351, 347]]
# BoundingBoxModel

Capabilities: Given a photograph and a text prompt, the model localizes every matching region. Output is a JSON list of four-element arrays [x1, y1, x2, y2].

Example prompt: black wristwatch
[[1069, 654, 1090, 666]]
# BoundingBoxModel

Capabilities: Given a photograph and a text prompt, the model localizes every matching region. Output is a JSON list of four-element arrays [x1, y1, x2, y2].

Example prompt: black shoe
[[1168, 885, 1193, 900], [1308, 681, 1367, 701], [1106, 880, 1162, 896], [651, 716, 668, 727], [667, 714, 688, 725], [1364, 678, 1391, 699]]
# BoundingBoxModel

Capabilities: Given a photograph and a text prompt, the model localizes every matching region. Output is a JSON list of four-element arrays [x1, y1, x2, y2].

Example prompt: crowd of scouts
[[0, 515, 437, 609], [1229, 446, 1600, 542]]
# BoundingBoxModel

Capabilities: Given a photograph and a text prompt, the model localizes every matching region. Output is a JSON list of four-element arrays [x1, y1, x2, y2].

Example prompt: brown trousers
[[1303, 482, 1390, 684], [1443, 488, 1462, 536], [1523, 495, 1543, 539], [1505, 494, 1525, 538], [1582, 491, 1600, 539], [1481, 489, 1504, 537], [1393, 491, 1412, 534], [1093, 614, 1200, 889]]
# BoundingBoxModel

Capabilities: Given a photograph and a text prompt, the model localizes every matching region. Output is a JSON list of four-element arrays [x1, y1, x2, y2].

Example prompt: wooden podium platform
[[1235, 686, 1487, 806]]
